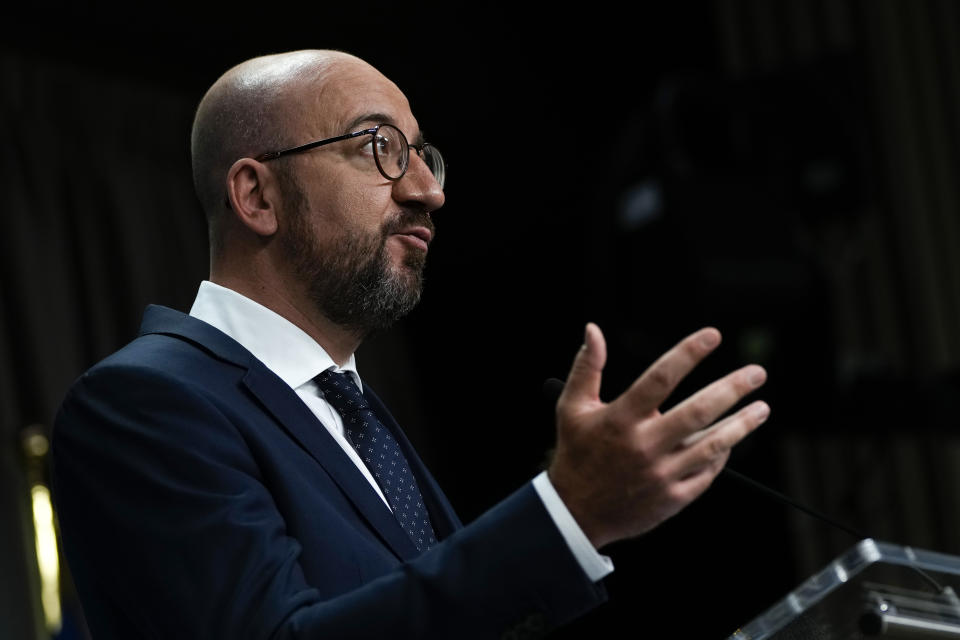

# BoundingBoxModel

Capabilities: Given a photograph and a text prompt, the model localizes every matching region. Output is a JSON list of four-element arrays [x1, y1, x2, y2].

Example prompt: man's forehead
[[299, 61, 416, 134]]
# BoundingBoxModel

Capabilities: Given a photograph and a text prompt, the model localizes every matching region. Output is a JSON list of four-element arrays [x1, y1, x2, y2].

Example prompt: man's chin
[[390, 267, 424, 298], [385, 247, 427, 278]]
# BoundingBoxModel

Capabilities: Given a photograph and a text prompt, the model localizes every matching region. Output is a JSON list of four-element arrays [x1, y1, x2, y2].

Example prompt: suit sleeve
[[52, 363, 607, 640]]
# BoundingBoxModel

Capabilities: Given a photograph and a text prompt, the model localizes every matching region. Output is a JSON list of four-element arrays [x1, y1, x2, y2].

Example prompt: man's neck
[[209, 273, 362, 367]]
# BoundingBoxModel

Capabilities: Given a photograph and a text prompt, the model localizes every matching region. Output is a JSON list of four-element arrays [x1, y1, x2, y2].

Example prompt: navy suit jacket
[[52, 306, 606, 639]]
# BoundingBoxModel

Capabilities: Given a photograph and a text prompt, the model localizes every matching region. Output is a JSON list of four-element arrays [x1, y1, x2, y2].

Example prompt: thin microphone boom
[[719, 467, 865, 540]]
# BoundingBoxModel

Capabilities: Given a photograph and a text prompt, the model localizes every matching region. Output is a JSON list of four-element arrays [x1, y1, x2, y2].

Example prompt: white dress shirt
[[189, 280, 613, 582]]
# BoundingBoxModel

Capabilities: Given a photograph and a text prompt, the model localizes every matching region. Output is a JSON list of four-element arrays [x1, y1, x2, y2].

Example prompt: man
[[52, 50, 770, 638]]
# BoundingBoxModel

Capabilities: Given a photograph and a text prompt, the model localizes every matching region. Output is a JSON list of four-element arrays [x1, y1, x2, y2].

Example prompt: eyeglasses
[[255, 123, 445, 189]]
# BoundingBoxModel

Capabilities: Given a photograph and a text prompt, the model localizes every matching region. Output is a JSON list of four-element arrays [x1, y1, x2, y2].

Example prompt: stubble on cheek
[[281, 208, 428, 335]]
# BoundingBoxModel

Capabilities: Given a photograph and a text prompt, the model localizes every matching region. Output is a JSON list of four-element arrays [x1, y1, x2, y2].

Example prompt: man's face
[[273, 60, 445, 334]]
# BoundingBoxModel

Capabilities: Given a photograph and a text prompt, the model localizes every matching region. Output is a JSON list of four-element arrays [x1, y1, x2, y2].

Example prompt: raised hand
[[548, 323, 770, 549]]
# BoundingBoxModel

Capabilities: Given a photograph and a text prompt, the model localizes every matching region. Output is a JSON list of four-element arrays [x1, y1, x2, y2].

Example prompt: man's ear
[[225, 158, 280, 237]]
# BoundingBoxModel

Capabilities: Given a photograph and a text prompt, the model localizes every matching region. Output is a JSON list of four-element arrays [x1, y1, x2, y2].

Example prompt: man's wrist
[[531, 471, 614, 582]]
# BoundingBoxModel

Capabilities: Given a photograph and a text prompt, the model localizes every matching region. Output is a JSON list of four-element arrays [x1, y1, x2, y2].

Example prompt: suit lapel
[[140, 305, 420, 561], [241, 368, 420, 560]]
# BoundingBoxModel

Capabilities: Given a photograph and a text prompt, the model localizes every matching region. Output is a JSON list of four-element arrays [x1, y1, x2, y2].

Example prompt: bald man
[[52, 50, 770, 639]]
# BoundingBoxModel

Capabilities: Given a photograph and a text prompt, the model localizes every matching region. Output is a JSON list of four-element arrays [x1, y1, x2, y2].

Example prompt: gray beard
[[281, 201, 428, 337]]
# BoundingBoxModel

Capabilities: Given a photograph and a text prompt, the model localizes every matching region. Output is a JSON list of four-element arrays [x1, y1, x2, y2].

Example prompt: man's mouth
[[390, 226, 433, 251]]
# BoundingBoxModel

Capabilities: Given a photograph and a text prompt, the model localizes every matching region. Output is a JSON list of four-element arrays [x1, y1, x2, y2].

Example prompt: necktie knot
[[315, 370, 369, 414]]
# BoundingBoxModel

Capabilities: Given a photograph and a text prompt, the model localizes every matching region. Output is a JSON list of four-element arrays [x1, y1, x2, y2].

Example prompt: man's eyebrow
[[344, 112, 426, 144], [345, 112, 396, 131]]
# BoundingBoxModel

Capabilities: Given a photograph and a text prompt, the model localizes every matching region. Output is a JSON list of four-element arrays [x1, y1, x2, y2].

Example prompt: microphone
[[542, 377, 565, 403]]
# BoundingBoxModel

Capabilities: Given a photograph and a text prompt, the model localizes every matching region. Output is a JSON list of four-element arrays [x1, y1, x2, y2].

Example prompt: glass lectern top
[[729, 539, 960, 640]]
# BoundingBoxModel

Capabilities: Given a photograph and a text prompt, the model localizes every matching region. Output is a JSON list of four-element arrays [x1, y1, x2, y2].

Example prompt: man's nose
[[392, 152, 445, 212]]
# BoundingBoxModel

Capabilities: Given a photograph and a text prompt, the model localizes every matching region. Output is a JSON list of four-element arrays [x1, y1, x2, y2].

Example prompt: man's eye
[[375, 135, 392, 154], [362, 135, 391, 155]]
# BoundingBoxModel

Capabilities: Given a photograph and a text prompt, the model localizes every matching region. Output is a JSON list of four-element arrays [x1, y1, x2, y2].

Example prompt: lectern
[[729, 539, 960, 639]]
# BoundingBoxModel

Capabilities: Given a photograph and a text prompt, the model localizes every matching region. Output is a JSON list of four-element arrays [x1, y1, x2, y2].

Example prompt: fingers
[[668, 400, 770, 480], [661, 401, 770, 506], [672, 461, 727, 506], [659, 363, 767, 448], [560, 323, 607, 407], [614, 327, 722, 419]]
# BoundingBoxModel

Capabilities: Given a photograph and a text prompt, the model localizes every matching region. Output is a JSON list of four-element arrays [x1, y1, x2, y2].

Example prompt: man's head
[[190, 49, 444, 337]]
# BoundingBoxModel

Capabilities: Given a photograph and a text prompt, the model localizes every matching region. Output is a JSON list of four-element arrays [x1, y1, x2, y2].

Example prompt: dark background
[[3, 0, 960, 637]]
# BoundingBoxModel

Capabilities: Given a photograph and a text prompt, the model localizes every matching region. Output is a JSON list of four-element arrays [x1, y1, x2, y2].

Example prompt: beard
[[278, 176, 433, 336]]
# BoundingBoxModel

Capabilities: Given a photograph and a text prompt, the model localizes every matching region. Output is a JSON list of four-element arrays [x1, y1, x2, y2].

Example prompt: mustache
[[382, 209, 435, 238]]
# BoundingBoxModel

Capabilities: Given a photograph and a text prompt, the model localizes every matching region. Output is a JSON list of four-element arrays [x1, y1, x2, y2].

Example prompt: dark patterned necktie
[[315, 370, 437, 552]]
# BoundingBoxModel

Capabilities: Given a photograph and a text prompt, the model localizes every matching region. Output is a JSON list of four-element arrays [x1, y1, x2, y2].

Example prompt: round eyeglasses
[[255, 123, 445, 189]]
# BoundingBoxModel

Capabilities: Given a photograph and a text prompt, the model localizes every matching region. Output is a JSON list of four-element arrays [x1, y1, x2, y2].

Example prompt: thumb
[[561, 323, 607, 406]]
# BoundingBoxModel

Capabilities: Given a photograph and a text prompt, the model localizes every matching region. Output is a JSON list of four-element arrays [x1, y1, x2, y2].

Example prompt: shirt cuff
[[531, 470, 614, 582]]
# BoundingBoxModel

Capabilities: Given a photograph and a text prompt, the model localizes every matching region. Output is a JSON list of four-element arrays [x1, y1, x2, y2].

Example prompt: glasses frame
[[254, 123, 444, 187]]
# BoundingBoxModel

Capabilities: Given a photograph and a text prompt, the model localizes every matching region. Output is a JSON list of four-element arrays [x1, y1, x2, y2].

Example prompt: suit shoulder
[[92, 331, 243, 381], [59, 333, 247, 416]]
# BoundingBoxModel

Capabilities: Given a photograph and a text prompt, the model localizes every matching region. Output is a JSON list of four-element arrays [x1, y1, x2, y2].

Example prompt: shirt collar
[[188, 280, 361, 392]]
